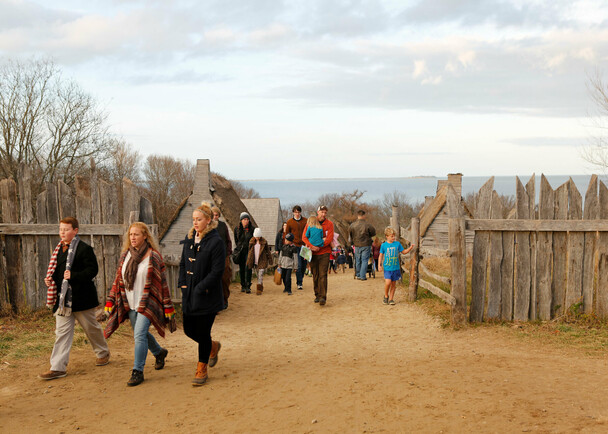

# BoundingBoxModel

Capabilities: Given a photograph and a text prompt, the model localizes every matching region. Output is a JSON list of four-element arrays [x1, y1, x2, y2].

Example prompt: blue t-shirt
[[380, 241, 404, 271], [305, 226, 324, 247]]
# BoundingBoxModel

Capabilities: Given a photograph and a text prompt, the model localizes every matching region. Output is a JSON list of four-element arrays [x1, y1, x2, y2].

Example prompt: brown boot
[[209, 341, 221, 368], [192, 362, 208, 386], [256, 284, 263, 295]]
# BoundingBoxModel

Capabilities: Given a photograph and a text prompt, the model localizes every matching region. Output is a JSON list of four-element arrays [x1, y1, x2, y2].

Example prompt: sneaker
[[383, 297, 389, 305], [287, 291, 293, 295], [389, 299, 396, 305], [127, 369, 144, 387], [360, 277, 367, 281], [39, 370, 67, 380], [319, 298, 326, 306], [154, 348, 168, 370], [314, 297, 320, 303], [297, 285, 303, 290], [245, 288, 251, 294], [208, 341, 221, 368], [95, 355, 110, 366]]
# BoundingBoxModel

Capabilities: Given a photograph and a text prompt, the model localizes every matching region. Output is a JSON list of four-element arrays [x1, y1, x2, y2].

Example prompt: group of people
[[38, 202, 413, 387]]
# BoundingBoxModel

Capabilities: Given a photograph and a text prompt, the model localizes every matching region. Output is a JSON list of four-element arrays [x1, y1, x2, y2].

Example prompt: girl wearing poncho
[[104, 222, 175, 387]]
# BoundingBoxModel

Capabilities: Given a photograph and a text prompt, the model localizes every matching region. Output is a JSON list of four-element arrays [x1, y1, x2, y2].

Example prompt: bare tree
[[582, 69, 608, 172], [373, 190, 421, 231], [101, 138, 141, 184], [141, 155, 196, 234], [0, 58, 110, 193]]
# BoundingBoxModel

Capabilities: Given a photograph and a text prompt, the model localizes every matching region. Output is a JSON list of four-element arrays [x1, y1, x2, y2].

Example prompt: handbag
[[231, 244, 243, 262], [299, 246, 312, 262], [274, 267, 282, 285], [167, 315, 177, 333]]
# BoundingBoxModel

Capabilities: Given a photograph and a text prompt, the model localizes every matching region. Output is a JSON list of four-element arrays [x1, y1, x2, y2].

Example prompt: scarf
[[48, 235, 80, 316], [124, 240, 150, 290]]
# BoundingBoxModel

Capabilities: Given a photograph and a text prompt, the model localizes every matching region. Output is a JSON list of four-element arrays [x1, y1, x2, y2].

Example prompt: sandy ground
[[1, 271, 608, 433]]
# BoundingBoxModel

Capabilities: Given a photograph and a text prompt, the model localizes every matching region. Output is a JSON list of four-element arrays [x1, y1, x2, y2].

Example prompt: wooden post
[[18, 164, 38, 309], [486, 191, 503, 319], [565, 178, 584, 312], [526, 175, 537, 320], [100, 179, 121, 302], [582, 175, 598, 314], [448, 184, 466, 325], [0, 178, 25, 312], [470, 177, 493, 322], [57, 180, 75, 219], [391, 205, 399, 234], [597, 181, 608, 318], [514, 177, 531, 321], [408, 217, 419, 302], [552, 182, 568, 317], [537, 175, 554, 320], [89, 159, 106, 301], [122, 178, 140, 225]]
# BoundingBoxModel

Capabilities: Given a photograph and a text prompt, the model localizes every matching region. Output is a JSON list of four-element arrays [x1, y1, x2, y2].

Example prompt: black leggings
[[183, 313, 217, 363]]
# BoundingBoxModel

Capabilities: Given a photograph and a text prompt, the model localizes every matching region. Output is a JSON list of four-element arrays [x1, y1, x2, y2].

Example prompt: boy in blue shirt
[[378, 227, 414, 305]]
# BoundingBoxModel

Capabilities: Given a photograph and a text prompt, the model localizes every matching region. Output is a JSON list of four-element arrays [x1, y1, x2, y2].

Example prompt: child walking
[[278, 233, 299, 295], [246, 228, 273, 295], [378, 227, 414, 305]]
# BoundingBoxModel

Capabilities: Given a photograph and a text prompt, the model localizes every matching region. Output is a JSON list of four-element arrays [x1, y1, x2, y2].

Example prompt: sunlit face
[[213, 212, 220, 221], [317, 209, 327, 221], [59, 223, 78, 244], [293, 210, 301, 219], [129, 226, 147, 249], [386, 233, 396, 243], [282, 223, 287, 232], [193, 210, 211, 233]]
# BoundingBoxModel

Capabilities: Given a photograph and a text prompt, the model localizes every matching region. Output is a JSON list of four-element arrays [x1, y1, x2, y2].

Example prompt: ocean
[[239, 175, 601, 207]]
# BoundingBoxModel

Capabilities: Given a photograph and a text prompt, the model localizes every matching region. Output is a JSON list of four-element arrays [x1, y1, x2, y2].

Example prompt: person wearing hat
[[285, 205, 308, 290], [234, 212, 256, 293], [301, 205, 335, 306], [246, 227, 273, 295], [278, 232, 299, 295]]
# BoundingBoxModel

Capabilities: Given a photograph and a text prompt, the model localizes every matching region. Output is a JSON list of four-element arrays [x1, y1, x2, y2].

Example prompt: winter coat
[[178, 222, 226, 316], [246, 237, 273, 269], [278, 244, 299, 269], [233, 223, 255, 263], [348, 219, 376, 247]]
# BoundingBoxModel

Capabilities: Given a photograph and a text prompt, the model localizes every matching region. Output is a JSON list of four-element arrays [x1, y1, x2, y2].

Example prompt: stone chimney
[[424, 196, 434, 209], [447, 173, 463, 198]]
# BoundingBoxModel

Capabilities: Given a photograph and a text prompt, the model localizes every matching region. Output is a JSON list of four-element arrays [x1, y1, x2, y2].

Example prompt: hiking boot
[[95, 355, 110, 366], [39, 370, 67, 380], [319, 298, 326, 306], [154, 348, 168, 370], [256, 284, 263, 295], [209, 341, 221, 368], [127, 369, 144, 387], [192, 362, 208, 386], [314, 297, 320, 303], [383, 297, 389, 305]]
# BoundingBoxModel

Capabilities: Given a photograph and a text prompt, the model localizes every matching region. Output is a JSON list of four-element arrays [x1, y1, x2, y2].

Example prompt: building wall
[[241, 198, 283, 249]]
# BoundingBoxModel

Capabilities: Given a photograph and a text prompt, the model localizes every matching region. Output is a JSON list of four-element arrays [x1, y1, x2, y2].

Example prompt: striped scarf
[[45, 235, 79, 316]]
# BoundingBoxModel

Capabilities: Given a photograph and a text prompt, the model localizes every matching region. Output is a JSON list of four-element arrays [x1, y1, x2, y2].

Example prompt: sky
[[1, 0, 608, 179]]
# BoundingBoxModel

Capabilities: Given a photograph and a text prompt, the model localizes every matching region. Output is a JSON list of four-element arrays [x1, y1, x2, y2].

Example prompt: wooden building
[[241, 198, 283, 250]]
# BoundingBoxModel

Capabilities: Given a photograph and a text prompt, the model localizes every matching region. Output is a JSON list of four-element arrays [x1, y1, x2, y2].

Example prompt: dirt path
[[1, 271, 607, 433]]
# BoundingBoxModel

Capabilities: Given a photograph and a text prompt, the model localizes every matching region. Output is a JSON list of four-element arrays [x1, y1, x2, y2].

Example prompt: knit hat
[[285, 233, 294, 242], [253, 228, 262, 238], [240, 212, 250, 220]]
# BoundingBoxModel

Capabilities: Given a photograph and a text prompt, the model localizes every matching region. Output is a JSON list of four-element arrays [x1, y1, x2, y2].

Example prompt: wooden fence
[[0, 162, 159, 312]]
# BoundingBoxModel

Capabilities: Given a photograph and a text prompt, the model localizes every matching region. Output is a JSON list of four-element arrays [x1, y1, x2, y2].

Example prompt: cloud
[[506, 137, 586, 147]]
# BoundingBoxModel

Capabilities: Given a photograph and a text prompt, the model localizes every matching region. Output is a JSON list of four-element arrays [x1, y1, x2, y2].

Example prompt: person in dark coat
[[179, 202, 225, 386], [39, 216, 110, 380], [233, 212, 255, 293], [275, 223, 287, 253], [212, 206, 232, 309]]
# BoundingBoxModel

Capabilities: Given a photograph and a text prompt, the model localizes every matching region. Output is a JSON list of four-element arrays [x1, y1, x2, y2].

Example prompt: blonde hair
[[384, 226, 397, 238], [122, 222, 160, 253], [211, 206, 221, 216], [307, 215, 322, 229], [188, 202, 215, 239]]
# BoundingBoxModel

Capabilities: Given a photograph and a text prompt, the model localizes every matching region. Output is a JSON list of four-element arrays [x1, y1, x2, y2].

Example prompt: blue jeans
[[128, 310, 162, 372], [355, 246, 371, 279], [296, 246, 307, 286]]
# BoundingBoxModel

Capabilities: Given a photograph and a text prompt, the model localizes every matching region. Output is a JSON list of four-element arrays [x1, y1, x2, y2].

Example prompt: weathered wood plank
[[122, 178, 140, 224], [470, 177, 494, 322], [0, 178, 24, 312], [597, 181, 608, 318], [537, 175, 554, 320], [140, 196, 154, 225], [501, 209, 515, 321], [0, 224, 128, 235], [18, 165, 39, 309], [408, 217, 419, 302], [526, 175, 537, 320], [89, 161, 105, 298], [75, 176, 92, 224], [419, 261, 451, 285], [419, 278, 456, 306], [486, 191, 503, 320], [514, 177, 531, 321], [100, 179, 121, 302], [35, 191, 51, 308], [552, 182, 568, 317], [565, 178, 584, 312], [57, 180, 75, 219], [447, 184, 466, 324], [582, 175, 598, 314], [466, 220, 608, 231]]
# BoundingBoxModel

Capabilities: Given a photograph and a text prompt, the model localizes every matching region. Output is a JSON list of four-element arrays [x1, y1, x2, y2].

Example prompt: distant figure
[[372, 237, 382, 271], [302, 205, 334, 306], [378, 227, 415, 306], [246, 228, 273, 295], [286, 205, 308, 290], [234, 212, 255, 293], [275, 222, 287, 253], [349, 210, 376, 281], [104, 222, 174, 387], [179, 202, 225, 386], [336, 248, 347, 273], [39, 217, 110, 381], [278, 233, 299, 295], [212, 206, 232, 309]]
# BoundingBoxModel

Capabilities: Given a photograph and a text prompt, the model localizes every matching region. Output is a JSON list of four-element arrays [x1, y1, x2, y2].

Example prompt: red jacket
[[302, 218, 334, 256]]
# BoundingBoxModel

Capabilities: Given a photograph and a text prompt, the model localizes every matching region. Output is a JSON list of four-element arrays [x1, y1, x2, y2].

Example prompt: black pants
[[183, 313, 216, 363], [238, 258, 252, 289], [281, 268, 293, 292]]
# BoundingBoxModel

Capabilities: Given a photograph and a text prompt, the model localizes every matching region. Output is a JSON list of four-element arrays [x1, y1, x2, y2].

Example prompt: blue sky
[[1, 0, 607, 179]]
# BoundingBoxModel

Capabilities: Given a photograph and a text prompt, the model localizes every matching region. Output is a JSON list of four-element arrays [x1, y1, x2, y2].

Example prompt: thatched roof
[[211, 173, 257, 229]]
